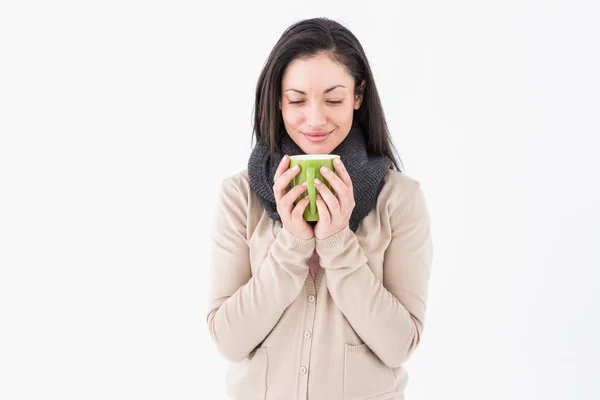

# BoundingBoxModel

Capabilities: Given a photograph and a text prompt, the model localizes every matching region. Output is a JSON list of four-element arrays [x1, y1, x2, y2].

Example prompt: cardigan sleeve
[[206, 178, 315, 362], [316, 184, 433, 368]]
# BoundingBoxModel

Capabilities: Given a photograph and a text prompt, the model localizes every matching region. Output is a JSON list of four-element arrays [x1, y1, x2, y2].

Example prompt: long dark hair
[[252, 17, 403, 171]]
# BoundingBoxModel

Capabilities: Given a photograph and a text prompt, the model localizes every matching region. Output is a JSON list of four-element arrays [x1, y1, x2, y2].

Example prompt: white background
[[1, 1, 599, 399]]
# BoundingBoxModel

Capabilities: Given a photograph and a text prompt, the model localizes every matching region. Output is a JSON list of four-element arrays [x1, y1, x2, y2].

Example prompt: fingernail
[[282, 155, 288, 162], [334, 158, 341, 165], [292, 165, 299, 170], [320, 166, 328, 173], [302, 181, 308, 187], [314, 178, 322, 185]]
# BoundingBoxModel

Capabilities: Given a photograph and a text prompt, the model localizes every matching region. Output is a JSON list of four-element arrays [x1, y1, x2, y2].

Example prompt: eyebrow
[[285, 85, 346, 95]]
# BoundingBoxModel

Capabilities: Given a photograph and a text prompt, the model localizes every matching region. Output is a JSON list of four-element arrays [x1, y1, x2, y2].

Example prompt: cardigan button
[[308, 295, 315, 302], [304, 331, 312, 339], [300, 366, 307, 375]]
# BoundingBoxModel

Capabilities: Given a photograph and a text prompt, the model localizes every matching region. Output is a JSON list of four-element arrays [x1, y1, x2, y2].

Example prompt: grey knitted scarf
[[247, 123, 391, 232]]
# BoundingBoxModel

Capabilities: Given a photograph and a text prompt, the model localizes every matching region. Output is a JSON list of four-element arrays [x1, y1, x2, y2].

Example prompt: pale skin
[[272, 52, 365, 240]]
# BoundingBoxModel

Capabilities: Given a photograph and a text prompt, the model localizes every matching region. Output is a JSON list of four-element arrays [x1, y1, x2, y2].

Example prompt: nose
[[305, 103, 326, 128]]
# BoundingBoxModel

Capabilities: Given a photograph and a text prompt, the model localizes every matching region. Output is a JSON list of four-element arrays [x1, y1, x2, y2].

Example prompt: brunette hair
[[252, 17, 403, 171]]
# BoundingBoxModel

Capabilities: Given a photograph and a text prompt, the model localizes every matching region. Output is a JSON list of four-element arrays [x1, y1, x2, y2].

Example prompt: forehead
[[282, 53, 354, 90]]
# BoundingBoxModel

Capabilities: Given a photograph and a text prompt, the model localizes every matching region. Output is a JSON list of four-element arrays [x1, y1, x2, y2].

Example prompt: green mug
[[289, 154, 339, 221]]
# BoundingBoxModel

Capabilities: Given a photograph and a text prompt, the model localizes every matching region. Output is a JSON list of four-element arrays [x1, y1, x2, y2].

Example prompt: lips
[[303, 130, 332, 143]]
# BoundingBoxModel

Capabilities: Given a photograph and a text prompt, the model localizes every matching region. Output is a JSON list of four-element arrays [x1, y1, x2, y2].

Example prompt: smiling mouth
[[302, 129, 333, 143]]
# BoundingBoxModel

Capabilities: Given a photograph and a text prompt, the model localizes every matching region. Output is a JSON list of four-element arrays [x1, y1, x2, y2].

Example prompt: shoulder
[[378, 170, 428, 221], [220, 169, 251, 195], [217, 169, 263, 215], [215, 169, 266, 236]]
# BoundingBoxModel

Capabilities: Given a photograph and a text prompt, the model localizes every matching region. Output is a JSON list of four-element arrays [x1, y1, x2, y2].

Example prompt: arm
[[206, 179, 315, 362], [316, 184, 433, 368]]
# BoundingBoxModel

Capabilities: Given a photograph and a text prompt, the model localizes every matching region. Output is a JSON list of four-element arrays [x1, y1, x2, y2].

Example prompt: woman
[[207, 17, 433, 400]]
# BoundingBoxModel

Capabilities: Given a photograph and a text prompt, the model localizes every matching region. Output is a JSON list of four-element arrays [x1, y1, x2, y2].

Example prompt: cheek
[[281, 104, 354, 127], [281, 106, 304, 126], [330, 105, 355, 125]]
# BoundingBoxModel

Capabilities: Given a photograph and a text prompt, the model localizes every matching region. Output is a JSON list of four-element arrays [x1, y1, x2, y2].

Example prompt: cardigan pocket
[[225, 347, 268, 400], [344, 344, 395, 400]]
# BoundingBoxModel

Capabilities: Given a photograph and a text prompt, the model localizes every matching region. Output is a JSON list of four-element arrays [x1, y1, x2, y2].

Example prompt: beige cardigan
[[206, 169, 433, 400]]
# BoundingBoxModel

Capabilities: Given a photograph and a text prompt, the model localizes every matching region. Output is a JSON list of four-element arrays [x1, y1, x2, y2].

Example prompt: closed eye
[[287, 100, 344, 105]]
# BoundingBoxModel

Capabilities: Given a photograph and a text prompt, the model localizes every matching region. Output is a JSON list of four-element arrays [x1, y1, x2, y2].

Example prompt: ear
[[354, 80, 366, 110]]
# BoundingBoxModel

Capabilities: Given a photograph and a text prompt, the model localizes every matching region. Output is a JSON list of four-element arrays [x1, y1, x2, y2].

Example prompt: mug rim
[[288, 154, 339, 161]]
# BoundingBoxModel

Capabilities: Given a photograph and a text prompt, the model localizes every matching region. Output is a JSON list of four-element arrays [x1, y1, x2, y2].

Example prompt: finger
[[273, 164, 300, 200], [315, 194, 331, 225], [280, 182, 308, 209], [314, 177, 340, 214], [333, 157, 353, 189], [277, 183, 307, 220], [273, 155, 290, 183], [319, 165, 348, 195], [319, 165, 353, 212], [291, 196, 310, 220]]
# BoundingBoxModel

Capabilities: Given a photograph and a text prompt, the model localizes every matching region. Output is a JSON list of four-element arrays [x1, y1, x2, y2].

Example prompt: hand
[[273, 155, 315, 240], [314, 158, 355, 240]]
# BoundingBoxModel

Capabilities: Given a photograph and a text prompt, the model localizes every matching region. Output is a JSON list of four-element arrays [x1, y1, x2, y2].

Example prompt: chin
[[290, 131, 340, 154], [302, 143, 335, 155]]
